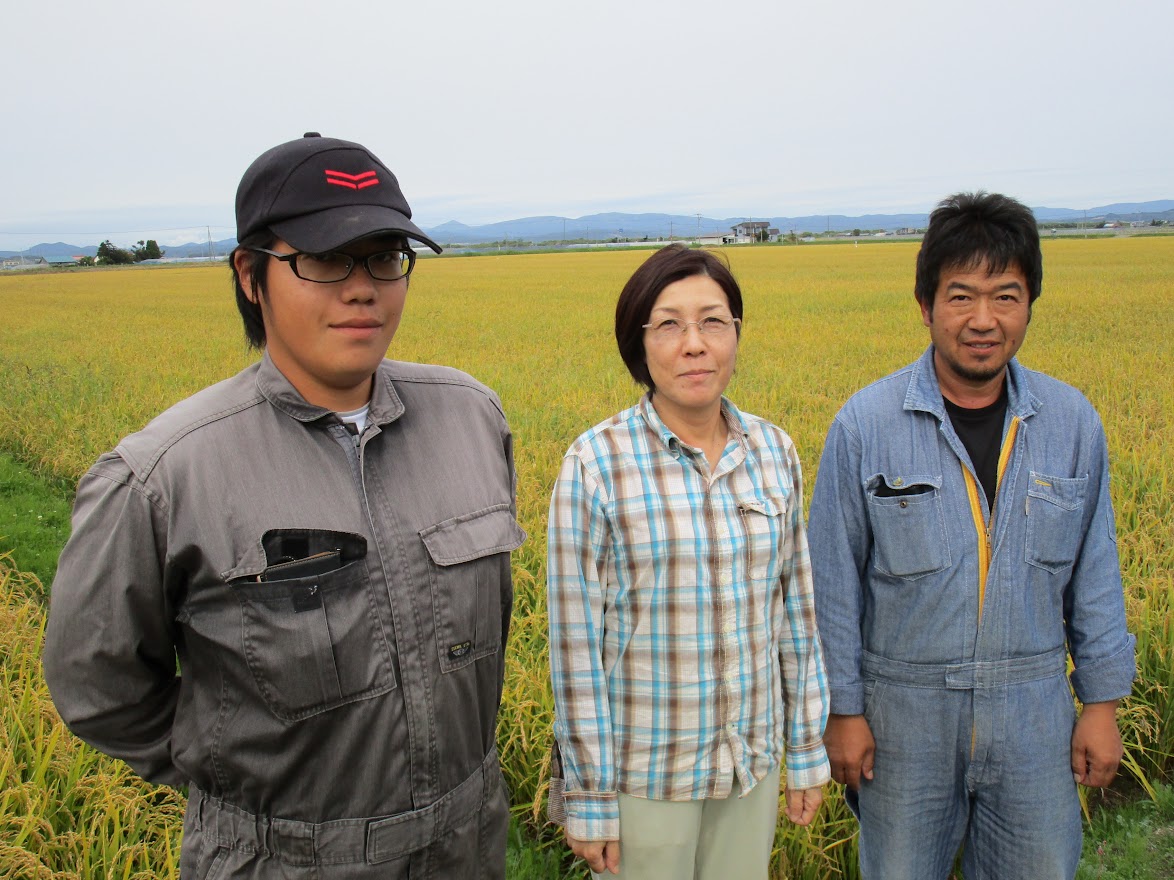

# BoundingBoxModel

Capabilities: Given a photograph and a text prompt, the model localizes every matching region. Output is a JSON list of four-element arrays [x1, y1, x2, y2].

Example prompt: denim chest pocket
[[230, 530, 396, 722], [1025, 472, 1088, 573], [421, 503, 526, 673], [738, 497, 782, 581], [866, 474, 951, 579]]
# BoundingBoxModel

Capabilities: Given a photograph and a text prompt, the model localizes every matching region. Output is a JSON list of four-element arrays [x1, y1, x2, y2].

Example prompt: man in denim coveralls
[[807, 191, 1135, 879], [45, 134, 525, 878]]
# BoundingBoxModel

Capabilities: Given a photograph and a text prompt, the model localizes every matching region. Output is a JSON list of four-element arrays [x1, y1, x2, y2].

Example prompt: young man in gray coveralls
[[807, 192, 1135, 880], [44, 133, 525, 878]]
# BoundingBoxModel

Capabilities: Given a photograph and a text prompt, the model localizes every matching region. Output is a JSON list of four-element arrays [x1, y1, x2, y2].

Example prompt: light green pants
[[592, 766, 781, 880]]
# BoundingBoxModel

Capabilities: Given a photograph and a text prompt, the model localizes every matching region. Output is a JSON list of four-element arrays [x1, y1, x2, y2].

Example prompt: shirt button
[[893, 477, 904, 487]]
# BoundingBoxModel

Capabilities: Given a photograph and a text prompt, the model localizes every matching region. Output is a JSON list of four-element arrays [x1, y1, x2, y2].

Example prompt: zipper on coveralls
[[332, 423, 401, 689], [961, 415, 1020, 757]]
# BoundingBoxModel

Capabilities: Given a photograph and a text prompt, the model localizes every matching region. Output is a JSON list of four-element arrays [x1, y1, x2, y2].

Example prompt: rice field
[[2, 237, 1172, 877]]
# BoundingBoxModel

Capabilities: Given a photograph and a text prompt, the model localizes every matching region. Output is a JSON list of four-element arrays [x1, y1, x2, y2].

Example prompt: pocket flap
[[868, 473, 942, 499], [1027, 472, 1088, 512], [420, 504, 526, 566], [737, 497, 781, 517], [220, 529, 367, 582]]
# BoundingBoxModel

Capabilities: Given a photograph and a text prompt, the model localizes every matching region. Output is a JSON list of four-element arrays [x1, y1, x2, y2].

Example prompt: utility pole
[[206, 227, 214, 261], [669, 219, 673, 240], [696, 213, 701, 241]]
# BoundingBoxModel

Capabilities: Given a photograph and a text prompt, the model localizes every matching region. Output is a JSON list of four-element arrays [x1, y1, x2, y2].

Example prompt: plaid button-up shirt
[[548, 395, 829, 841]]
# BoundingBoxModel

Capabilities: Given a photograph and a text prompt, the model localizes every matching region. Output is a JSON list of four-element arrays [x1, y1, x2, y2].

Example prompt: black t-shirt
[[944, 385, 1008, 514]]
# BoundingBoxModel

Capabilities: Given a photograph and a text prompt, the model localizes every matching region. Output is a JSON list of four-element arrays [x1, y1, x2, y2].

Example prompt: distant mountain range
[[426, 201, 1174, 245], [4, 200, 1172, 258]]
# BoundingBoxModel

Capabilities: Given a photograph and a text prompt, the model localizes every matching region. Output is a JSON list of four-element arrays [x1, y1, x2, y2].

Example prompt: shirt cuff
[[1070, 635, 1137, 704], [828, 683, 865, 716], [564, 790, 620, 842], [784, 740, 831, 791]]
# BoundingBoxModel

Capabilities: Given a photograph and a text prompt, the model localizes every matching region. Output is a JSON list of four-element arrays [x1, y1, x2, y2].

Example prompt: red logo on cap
[[324, 169, 379, 190]]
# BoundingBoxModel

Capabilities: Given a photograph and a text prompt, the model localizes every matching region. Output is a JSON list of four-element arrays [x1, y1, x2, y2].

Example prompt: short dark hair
[[231, 230, 276, 349], [615, 244, 743, 392], [915, 191, 1042, 310]]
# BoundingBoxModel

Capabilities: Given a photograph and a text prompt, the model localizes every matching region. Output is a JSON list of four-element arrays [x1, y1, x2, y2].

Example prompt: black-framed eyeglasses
[[248, 247, 416, 283]]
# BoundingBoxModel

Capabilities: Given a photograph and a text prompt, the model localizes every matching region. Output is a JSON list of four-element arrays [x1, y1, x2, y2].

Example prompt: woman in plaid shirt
[[547, 245, 830, 878]]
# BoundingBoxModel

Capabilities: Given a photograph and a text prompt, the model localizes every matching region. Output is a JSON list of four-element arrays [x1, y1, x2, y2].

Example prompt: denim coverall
[[808, 347, 1135, 880], [44, 354, 525, 879]]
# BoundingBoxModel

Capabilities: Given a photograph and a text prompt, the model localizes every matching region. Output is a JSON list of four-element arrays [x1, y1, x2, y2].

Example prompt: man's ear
[[233, 250, 258, 303], [917, 292, 933, 328]]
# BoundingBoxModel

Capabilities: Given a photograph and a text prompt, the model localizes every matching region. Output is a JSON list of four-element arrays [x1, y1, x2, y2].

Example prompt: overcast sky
[[2, 0, 1169, 250]]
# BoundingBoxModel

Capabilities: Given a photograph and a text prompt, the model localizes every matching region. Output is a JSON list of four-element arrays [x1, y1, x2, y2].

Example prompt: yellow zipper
[[961, 416, 1020, 623], [962, 415, 1020, 756]]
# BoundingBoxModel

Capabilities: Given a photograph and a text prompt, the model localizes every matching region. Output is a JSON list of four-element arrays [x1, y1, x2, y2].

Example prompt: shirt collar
[[636, 392, 751, 454], [255, 353, 406, 427], [904, 345, 1040, 421]]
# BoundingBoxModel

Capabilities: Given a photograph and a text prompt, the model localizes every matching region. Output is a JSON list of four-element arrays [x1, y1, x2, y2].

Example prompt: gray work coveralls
[[44, 354, 526, 878]]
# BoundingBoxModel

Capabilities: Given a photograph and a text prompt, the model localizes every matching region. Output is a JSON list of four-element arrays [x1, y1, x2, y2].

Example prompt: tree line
[[94, 239, 164, 265]]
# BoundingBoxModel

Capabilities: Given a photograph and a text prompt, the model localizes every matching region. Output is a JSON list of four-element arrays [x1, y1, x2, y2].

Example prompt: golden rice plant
[[0, 552, 184, 878], [2, 236, 1172, 877]]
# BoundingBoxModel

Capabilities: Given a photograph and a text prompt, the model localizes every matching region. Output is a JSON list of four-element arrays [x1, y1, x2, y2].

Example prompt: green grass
[[0, 452, 72, 590], [507, 817, 585, 880], [1077, 785, 1174, 880]]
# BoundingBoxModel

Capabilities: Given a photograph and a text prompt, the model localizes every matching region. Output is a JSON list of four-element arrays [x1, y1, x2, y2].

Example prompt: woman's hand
[[565, 830, 621, 874], [783, 786, 823, 826]]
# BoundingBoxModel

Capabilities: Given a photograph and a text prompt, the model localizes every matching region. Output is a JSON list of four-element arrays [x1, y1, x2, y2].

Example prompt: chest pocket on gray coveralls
[[421, 503, 527, 673], [865, 474, 951, 579], [231, 531, 396, 722], [1025, 471, 1088, 573]]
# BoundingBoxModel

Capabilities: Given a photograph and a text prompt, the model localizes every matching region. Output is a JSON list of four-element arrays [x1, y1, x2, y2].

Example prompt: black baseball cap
[[235, 133, 442, 254]]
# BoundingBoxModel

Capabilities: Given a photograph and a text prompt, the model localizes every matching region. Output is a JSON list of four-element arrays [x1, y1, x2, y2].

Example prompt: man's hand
[[1071, 701, 1123, 788], [783, 786, 823, 826], [565, 831, 620, 875], [825, 713, 875, 791]]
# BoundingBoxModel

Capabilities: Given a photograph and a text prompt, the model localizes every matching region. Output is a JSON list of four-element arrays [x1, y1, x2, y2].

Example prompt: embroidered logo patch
[[325, 169, 379, 190], [448, 641, 473, 659]]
